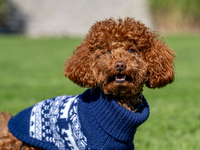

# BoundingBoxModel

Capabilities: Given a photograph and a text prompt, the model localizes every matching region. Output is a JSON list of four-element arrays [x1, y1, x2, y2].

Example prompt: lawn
[[0, 34, 200, 150]]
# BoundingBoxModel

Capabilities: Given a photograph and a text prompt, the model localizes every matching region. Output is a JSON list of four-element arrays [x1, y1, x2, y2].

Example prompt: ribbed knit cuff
[[89, 88, 150, 141]]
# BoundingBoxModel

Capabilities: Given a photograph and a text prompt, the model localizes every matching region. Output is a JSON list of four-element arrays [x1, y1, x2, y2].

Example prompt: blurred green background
[[1, 0, 200, 150], [149, 0, 200, 32]]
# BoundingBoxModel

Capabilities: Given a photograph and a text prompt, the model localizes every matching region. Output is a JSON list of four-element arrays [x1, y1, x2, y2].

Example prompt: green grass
[[1, 35, 200, 149], [0, 35, 85, 113]]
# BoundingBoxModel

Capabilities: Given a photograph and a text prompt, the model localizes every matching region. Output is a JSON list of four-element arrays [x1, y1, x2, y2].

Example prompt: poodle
[[0, 17, 176, 150]]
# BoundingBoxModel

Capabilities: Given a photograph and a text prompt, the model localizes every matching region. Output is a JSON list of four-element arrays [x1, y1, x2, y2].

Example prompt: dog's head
[[64, 18, 176, 96]]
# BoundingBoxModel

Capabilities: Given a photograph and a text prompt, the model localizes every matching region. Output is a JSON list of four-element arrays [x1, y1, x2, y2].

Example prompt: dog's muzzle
[[114, 61, 126, 72], [114, 61, 127, 83]]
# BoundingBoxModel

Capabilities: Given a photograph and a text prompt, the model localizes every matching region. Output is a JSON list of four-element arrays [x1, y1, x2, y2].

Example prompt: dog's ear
[[145, 38, 176, 89], [64, 42, 95, 88]]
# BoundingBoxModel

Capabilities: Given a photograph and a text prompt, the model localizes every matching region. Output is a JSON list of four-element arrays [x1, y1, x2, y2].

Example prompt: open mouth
[[108, 74, 128, 83], [115, 74, 126, 83]]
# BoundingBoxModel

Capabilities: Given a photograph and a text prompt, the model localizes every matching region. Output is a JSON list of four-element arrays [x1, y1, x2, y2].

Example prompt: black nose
[[114, 61, 126, 72]]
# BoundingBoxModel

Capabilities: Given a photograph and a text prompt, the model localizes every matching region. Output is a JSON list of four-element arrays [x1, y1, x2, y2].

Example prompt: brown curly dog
[[64, 17, 175, 110], [0, 18, 175, 150]]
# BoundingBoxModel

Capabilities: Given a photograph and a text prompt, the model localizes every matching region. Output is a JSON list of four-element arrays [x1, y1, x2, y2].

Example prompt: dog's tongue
[[115, 75, 126, 83]]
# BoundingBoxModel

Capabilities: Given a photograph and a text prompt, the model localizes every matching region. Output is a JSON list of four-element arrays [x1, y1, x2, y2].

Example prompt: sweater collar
[[88, 87, 150, 141]]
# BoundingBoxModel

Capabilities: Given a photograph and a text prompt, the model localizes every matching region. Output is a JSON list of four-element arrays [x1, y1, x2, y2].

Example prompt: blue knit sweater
[[8, 88, 150, 150]]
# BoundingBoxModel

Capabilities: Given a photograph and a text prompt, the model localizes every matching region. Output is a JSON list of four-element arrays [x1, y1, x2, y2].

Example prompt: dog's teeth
[[114, 75, 126, 83]]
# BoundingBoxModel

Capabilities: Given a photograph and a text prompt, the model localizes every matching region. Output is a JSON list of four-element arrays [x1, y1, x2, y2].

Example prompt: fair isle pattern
[[30, 101, 43, 140], [29, 95, 87, 150]]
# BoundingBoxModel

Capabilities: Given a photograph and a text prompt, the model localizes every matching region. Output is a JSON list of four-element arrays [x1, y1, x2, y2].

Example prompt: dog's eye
[[107, 50, 111, 54], [129, 49, 136, 53]]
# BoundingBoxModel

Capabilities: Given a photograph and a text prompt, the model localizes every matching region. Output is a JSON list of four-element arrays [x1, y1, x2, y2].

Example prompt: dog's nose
[[114, 61, 126, 72]]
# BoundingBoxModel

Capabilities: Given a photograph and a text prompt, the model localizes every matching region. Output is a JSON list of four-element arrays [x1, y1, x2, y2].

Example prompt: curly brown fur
[[64, 17, 176, 110], [0, 112, 43, 150]]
